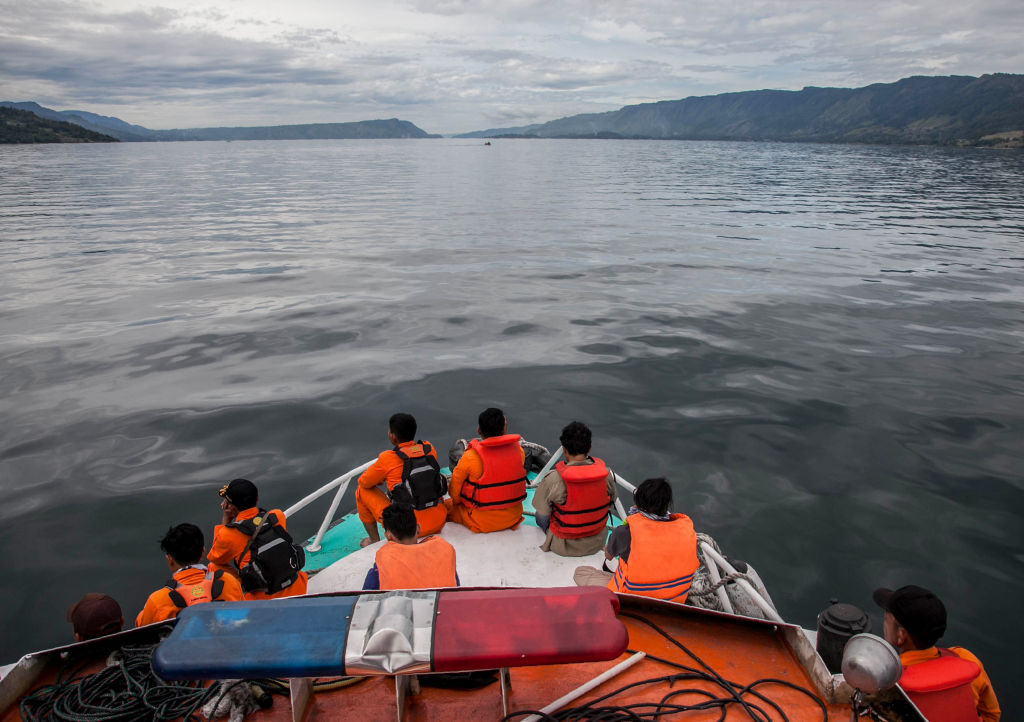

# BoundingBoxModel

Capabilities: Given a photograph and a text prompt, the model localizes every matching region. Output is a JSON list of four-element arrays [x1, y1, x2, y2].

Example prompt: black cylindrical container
[[816, 599, 871, 674]]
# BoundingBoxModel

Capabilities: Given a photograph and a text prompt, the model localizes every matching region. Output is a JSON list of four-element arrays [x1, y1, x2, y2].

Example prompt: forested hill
[[0, 107, 118, 144], [150, 119, 435, 141], [459, 74, 1024, 146], [0, 103, 438, 142]]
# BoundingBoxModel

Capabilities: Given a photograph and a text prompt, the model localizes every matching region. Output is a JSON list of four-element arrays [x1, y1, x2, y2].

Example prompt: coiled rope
[[501, 612, 828, 722], [19, 644, 218, 722], [18, 644, 365, 722]]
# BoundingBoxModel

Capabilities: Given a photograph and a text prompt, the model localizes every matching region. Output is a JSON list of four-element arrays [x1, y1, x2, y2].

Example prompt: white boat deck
[[307, 521, 606, 593]]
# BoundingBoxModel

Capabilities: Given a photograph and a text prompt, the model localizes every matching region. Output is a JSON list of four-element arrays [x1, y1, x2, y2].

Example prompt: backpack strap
[[232, 510, 272, 573], [210, 570, 225, 600], [164, 579, 187, 609]]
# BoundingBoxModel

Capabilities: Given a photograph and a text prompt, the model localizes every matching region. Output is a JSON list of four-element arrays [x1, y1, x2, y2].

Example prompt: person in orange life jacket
[[67, 593, 123, 642], [363, 503, 460, 590], [207, 478, 308, 599], [357, 413, 447, 547], [573, 477, 699, 602], [533, 420, 617, 557], [445, 407, 527, 533], [137, 523, 242, 627], [874, 584, 1000, 721]]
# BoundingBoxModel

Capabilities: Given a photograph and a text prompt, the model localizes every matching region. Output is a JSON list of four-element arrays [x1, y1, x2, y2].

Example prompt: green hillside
[[460, 74, 1024, 147], [0, 107, 118, 144]]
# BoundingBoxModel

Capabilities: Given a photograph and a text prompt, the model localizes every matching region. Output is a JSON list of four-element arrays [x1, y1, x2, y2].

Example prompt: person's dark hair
[[381, 503, 418, 540], [559, 421, 592, 456], [160, 523, 205, 565], [478, 407, 506, 438], [389, 413, 417, 443], [634, 478, 672, 516]]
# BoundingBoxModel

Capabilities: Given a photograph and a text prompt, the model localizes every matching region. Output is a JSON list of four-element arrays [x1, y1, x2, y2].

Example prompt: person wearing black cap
[[67, 593, 123, 642], [875, 585, 999, 721], [207, 478, 308, 600]]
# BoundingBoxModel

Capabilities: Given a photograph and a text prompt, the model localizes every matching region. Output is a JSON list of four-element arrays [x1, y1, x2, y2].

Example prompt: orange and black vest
[[900, 648, 982, 722], [549, 459, 612, 539], [608, 513, 698, 601], [165, 569, 227, 609], [461, 434, 528, 510], [375, 536, 458, 590]]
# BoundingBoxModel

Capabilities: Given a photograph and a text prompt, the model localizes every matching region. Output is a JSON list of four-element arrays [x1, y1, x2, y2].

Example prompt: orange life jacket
[[607, 513, 698, 601], [549, 459, 612, 539], [461, 435, 527, 510], [376, 536, 458, 590], [166, 569, 227, 609], [900, 648, 982, 722]]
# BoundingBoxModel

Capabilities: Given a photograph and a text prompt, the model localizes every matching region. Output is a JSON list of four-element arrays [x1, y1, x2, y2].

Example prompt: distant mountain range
[[0, 102, 438, 142], [0, 106, 118, 143], [459, 74, 1024, 146], [4, 73, 1023, 146]]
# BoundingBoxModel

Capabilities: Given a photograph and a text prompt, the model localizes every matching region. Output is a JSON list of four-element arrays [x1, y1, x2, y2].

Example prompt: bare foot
[[359, 537, 377, 548]]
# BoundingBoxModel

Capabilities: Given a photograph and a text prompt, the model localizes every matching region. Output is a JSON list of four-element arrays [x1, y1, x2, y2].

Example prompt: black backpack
[[388, 442, 447, 511], [230, 511, 306, 594]]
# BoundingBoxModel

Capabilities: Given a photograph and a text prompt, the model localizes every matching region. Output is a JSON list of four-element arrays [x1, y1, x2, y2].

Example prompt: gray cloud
[[1, 0, 1020, 134]]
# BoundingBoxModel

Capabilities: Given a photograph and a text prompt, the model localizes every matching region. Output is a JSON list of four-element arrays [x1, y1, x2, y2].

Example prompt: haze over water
[[1, 139, 1022, 711]]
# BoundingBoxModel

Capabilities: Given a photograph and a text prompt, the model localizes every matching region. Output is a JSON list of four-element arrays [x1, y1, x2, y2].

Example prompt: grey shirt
[[532, 458, 617, 557]]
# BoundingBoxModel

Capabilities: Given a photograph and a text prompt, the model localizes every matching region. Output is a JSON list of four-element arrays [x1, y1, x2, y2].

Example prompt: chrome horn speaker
[[841, 633, 902, 720]]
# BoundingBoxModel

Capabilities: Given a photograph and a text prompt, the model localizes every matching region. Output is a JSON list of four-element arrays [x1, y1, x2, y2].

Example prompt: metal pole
[[699, 542, 783, 623], [520, 652, 647, 722], [527, 446, 564, 487]]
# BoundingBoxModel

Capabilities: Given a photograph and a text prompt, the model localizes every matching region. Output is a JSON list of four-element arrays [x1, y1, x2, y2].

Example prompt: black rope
[[19, 644, 219, 722], [499, 612, 829, 722]]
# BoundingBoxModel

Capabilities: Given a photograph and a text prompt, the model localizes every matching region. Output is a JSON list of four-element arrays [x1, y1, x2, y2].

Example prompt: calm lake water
[[1, 138, 1022, 710]]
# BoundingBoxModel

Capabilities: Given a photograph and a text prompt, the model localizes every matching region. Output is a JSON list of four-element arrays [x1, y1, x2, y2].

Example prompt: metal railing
[[284, 459, 374, 553], [285, 451, 780, 622]]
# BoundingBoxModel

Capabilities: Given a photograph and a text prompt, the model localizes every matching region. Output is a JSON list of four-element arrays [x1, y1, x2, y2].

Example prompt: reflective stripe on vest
[[607, 513, 698, 601], [386, 443, 430, 492], [900, 649, 981, 722], [376, 536, 458, 590], [549, 459, 612, 539], [461, 435, 527, 509]]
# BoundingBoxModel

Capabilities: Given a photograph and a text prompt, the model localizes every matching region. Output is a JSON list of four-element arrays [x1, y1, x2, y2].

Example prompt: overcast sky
[[2, 0, 1022, 135]]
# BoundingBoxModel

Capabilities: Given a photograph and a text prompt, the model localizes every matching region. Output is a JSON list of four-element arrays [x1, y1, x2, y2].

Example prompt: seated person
[[574, 477, 698, 602], [363, 503, 459, 590], [67, 593, 123, 642], [137, 523, 242, 626], [446, 407, 527, 533], [874, 584, 1000, 721], [533, 420, 617, 556], [207, 478, 308, 599], [357, 413, 447, 547]]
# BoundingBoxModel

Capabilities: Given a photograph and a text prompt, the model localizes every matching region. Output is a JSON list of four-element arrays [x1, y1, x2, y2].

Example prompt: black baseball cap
[[219, 478, 258, 509], [873, 584, 947, 648]]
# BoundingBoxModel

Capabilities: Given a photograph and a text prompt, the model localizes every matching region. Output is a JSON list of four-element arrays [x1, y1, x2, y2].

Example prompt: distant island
[[0, 103, 438, 143], [4, 73, 1023, 146], [458, 74, 1024, 148], [1, 106, 118, 144]]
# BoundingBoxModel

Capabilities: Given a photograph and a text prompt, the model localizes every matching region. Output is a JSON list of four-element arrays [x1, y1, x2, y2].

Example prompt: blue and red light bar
[[152, 587, 628, 680]]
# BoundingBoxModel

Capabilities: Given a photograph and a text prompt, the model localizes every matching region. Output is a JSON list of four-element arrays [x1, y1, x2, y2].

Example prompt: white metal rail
[[287, 450, 780, 624]]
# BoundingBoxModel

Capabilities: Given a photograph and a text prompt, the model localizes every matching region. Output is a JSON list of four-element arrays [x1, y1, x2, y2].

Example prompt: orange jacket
[[608, 513, 698, 601], [375, 536, 458, 590], [358, 440, 438, 493], [459, 435, 527, 509], [902, 647, 1000, 722], [207, 507, 308, 600], [550, 458, 612, 539], [448, 439, 526, 532], [136, 565, 243, 627]]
